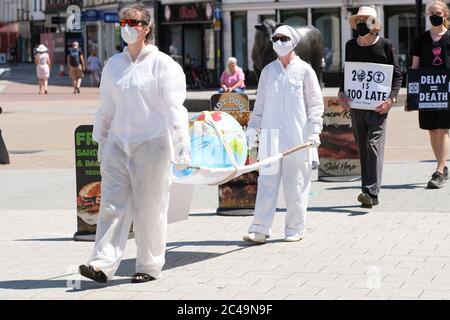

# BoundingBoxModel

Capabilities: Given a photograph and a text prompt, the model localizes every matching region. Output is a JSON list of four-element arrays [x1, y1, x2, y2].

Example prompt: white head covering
[[36, 44, 47, 53], [273, 25, 301, 47]]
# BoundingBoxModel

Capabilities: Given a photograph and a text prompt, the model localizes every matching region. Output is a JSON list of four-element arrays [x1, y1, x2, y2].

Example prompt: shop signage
[[214, 6, 222, 20], [162, 2, 213, 23], [104, 12, 119, 23], [82, 10, 99, 22], [344, 61, 393, 110], [407, 68, 450, 111], [318, 97, 361, 180]]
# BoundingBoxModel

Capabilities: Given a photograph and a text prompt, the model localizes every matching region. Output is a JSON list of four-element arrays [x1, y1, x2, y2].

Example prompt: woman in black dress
[[407, 0, 450, 189]]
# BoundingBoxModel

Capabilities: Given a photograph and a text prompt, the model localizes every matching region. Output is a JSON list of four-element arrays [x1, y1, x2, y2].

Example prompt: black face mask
[[356, 22, 370, 37], [430, 15, 444, 26]]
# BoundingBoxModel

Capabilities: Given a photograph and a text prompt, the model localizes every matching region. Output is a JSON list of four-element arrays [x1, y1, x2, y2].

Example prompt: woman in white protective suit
[[243, 25, 324, 244], [78, 3, 190, 283]]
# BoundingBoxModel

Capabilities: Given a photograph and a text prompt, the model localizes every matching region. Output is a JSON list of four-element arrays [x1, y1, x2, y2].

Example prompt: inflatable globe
[[173, 111, 248, 178]]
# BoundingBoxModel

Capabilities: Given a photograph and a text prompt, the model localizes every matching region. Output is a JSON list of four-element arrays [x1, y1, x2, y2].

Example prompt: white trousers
[[88, 134, 171, 280], [249, 154, 312, 237]]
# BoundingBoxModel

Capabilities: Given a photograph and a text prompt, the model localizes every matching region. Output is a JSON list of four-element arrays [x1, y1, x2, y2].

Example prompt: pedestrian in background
[[87, 50, 102, 87], [218, 57, 246, 93], [35, 44, 51, 95], [79, 3, 190, 284], [338, 6, 402, 208], [406, 0, 450, 189], [67, 41, 85, 94]]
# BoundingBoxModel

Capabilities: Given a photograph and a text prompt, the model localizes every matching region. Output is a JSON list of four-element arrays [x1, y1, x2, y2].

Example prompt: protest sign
[[344, 62, 393, 110], [407, 68, 449, 111]]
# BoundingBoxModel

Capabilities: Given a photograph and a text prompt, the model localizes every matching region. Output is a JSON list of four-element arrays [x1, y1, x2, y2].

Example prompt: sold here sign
[[344, 62, 393, 110]]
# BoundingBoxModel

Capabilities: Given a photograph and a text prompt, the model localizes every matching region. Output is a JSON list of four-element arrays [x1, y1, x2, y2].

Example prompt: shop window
[[280, 9, 307, 27], [231, 11, 248, 70], [312, 8, 341, 72], [385, 5, 422, 73], [169, 25, 182, 66]]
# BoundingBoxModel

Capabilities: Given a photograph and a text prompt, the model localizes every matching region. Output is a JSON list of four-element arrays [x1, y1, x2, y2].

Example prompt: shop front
[[158, 1, 217, 88], [221, 0, 421, 87]]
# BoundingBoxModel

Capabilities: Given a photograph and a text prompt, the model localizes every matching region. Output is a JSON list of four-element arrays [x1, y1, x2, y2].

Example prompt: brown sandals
[[78, 264, 108, 283]]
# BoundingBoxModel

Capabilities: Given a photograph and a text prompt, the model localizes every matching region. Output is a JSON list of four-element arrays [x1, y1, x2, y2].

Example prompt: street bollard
[[0, 129, 10, 164]]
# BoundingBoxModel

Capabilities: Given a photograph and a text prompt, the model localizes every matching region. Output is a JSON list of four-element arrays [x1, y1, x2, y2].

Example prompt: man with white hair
[[67, 41, 85, 94], [243, 25, 324, 244]]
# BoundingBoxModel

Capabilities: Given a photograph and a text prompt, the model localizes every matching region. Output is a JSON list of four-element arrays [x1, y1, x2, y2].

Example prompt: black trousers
[[351, 109, 387, 196]]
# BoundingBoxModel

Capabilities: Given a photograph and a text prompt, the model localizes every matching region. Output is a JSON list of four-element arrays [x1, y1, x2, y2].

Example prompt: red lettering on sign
[[180, 6, 198, 19]]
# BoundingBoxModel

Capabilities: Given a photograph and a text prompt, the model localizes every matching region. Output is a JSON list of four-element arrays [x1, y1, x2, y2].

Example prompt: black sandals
[[131, 273, 155, 283], [78, 264, 108, 283]]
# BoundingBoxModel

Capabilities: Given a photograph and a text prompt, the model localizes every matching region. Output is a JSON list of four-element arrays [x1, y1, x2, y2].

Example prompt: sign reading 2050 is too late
[[344, 62, 393, 110], [407, 69, 450, 111]]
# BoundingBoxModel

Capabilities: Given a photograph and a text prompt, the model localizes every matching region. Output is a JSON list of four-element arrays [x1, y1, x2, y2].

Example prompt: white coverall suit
[[247, 56, 324, 238], [88, 44, 189, 280]]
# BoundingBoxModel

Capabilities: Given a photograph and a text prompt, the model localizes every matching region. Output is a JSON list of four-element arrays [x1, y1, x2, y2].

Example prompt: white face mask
[[272, 40, 294, 57], [121, 25, 138, 44]]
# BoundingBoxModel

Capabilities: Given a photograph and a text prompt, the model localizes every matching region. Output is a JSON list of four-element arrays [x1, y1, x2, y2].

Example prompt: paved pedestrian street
[[1, 65, 450, 300]]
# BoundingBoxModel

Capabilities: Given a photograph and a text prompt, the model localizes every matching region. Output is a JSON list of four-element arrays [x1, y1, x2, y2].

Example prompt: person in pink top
[[219, 57, 245, 93]]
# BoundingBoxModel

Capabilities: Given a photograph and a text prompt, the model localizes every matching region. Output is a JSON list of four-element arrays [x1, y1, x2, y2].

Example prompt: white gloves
[[246, 127, 259, 149], [171, 126, 191, 170], [307, 133, 321, 148]]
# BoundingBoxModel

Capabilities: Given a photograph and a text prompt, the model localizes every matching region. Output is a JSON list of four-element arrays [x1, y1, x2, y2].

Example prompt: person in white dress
[[35, 44, 51, 94]]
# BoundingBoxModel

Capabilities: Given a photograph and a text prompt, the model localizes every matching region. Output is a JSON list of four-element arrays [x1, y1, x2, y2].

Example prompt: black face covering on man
[[356, 22, 371, 37], [430, 15, 444, 27]]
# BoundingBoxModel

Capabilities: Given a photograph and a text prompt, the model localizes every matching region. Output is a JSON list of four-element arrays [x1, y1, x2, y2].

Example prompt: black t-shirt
[[410, 30, 450, 69], [339, 37, 403, 99]]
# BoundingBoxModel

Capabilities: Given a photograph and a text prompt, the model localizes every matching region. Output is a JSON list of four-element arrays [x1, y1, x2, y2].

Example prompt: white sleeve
[[159, 58, 188, 133], [92, 60, 116, 143], [303, 66, 324, 135], [248, 67, 267, 130]]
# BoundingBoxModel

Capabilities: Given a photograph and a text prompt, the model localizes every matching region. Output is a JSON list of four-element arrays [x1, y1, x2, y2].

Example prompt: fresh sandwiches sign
[[407, 69, 450, 110], [344, 62, 393, 110], [74, 125, 101, 240]]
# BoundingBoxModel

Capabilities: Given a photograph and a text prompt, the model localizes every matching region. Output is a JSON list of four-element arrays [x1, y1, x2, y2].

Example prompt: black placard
[[407, 68, 450, 111]]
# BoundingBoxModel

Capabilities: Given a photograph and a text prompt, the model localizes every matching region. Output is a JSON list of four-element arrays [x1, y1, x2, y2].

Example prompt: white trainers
[[243, 232, 267, 244], [284, 235, 303, 242]]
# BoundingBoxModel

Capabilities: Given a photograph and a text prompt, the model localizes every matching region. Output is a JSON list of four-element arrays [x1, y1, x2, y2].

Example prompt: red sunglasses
[[119, 19, 148, 27]]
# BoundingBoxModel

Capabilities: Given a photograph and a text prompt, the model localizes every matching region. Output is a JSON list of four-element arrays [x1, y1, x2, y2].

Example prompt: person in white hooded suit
[[79, 3, 190, 284], [243, 25, 324, 244]]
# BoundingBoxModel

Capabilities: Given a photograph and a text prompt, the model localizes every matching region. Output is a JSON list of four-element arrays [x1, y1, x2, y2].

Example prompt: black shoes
[[427, 169, 447, 189], [358, 192, 379, 208]]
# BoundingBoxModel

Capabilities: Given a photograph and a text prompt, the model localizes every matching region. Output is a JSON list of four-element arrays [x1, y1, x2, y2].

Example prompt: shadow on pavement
[[326, 183, 425, 190], [0, 275, 130, 292], [308, 205, 369, 215], [14, 237, 73, 242]]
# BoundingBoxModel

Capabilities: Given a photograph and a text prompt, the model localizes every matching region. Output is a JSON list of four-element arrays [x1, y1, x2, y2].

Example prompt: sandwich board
[[318, 97, 361, 182], [73, 125, 192, 241], [210, 93, 256, 215]]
